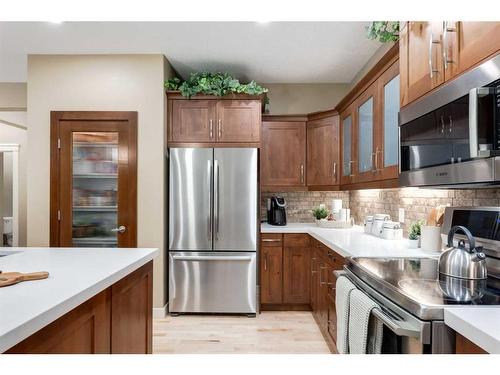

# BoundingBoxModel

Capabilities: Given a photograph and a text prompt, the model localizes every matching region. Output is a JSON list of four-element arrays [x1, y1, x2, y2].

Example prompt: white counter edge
[[1, 249, 158, 353]]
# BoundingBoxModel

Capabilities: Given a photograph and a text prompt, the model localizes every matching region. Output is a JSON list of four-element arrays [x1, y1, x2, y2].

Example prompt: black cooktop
[[347, 257, 500, 320]]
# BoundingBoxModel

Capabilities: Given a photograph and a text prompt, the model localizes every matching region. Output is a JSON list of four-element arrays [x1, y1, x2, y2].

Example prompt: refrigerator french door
[[168, 148, 257, 314]]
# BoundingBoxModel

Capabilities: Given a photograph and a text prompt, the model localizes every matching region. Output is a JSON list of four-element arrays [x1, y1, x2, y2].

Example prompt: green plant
[[312, 207, 329, 220], [366, 21, 400, 43], [164, 72, 268, 102], [408, 220, 424, 240]]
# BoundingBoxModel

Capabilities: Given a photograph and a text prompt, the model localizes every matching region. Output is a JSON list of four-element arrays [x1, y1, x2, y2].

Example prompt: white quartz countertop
[[444, 307, 500, 354], [0, 247, 158, 352], [261, 223, 440, 258]]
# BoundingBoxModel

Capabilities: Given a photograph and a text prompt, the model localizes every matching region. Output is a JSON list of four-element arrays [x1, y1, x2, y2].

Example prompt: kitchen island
[[0, 247, 158, 354]]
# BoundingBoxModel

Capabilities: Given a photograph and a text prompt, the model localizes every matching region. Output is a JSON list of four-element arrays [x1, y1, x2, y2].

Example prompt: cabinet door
[[260, 245, 283, 304], [377, 61, 400, 180], [261, 121, 306, 187], [307, 115, 340, 187], [216, 100, 261, 142], [318, 260, 330, 332], [407, 22, 444, 103], [400, 22, 410, 107], [355, 83, 378, 183], [283, 245, 310, 304], [172, 100, 216, 142], [340, 105, 356, 185], [310, 247, 319, 314]]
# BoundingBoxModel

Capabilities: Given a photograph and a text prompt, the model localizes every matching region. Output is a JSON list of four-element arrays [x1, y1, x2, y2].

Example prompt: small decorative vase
[[408, 237, 420, 249]]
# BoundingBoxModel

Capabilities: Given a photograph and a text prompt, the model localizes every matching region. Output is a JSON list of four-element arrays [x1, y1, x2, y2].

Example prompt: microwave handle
[[469, 87, 493, 158]]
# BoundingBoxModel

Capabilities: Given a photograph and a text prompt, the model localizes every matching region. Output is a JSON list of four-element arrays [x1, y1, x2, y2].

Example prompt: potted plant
[[408, 220, 424, 248], [312, 206, 329, 221]]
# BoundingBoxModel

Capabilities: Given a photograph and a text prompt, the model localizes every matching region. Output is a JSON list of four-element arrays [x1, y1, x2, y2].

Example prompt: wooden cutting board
[[0, 271, 49, 287]]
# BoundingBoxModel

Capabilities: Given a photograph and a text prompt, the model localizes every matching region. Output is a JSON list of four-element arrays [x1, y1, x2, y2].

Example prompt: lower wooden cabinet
[[455, 333, 487, 354], [6, 262, 153, 354], [283, 235, 310, 304], [260, 244, 283, 304]]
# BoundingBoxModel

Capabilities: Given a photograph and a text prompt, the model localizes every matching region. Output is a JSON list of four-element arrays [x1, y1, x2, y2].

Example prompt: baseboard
[[153, 303, 168, 319], [260, 303, 312, 311]]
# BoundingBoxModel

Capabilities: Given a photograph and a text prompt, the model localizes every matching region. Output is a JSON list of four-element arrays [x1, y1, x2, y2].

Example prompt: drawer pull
[[262, 238, 281, 242]]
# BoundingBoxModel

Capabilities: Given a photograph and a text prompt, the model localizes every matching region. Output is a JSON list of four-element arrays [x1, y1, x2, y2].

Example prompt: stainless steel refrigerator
[[168, 148, 258, 314]]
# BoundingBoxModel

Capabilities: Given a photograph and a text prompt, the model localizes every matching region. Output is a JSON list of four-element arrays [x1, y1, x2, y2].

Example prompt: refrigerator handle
[[214, 159, 220, 240], [207, 159, 213, 241]]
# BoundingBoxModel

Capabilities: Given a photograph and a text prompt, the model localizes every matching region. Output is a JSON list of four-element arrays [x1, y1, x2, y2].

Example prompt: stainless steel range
[[343, 206, 500, 353]]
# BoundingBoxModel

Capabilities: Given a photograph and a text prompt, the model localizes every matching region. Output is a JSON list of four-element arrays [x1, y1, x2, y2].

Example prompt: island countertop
[[0, 247, 158, 353]]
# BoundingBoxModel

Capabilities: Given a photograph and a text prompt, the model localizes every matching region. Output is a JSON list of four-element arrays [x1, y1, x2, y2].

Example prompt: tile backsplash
[[262, 188, 500, 235], [260, 191, 349, 223]]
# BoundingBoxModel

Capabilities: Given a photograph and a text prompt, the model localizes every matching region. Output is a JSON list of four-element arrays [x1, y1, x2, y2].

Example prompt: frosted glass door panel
[[358, 97, 374, 173], [342, 115, 352, 176], [384, 75, 400, 167]]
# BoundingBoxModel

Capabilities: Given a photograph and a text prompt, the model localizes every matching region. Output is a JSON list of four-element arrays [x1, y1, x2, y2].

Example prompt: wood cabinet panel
[[307, 115, 340, 187], [406, 21, 444, 103], [7, 290, 111, 354], [216, 100, 261, 142], [261, 121, 306, 187], [283, 233, 309, 247], [111, 262, 153, 354], [400, 22, 409, 107], [260, 245, 283, 304], [340, 102, 357, 185], [261, 233, 283, 247], [310, 247, 319, 314], [283, 245, 310, 304], [172, 100, 216, 142], [456, 333, 487, 354]]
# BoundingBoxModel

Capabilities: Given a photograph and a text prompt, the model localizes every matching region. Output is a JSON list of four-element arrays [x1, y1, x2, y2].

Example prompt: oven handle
[[469, 87, 493, 159], [172, 255, 253, 261]]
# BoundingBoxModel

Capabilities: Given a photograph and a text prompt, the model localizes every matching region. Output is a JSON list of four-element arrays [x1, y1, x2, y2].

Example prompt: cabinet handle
[[428, 31, 440, 79], [300, 164, 304, 184], [209, 119, 213, 139], [320, 266, 328, 285], [371, 151, 377, 173], [376, 148, 383, 171], [349, 160, 356, 177], [262, 238, 281, 242], [440, 115, 445, 134], [443, 21, 456, 70], [448, 115, 453, 133], [264, 255, 267, 271], [218, 119, 222, 139], [333, 162, 337, 182]]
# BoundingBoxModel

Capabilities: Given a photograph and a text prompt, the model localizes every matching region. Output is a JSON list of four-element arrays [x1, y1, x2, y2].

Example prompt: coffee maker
[[267, 196, 287, 226]]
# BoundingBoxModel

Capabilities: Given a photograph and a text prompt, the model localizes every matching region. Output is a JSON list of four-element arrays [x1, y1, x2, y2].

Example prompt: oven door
[[340, 269, 455, 354]]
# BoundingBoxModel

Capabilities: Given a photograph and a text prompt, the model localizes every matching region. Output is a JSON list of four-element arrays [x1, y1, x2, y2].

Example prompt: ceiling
[[0, 22, 382, 83]]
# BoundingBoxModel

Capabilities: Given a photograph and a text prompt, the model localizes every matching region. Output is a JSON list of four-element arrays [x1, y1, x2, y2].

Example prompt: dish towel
[[335, 275, 356, 354], [348, 289, 384, 354]]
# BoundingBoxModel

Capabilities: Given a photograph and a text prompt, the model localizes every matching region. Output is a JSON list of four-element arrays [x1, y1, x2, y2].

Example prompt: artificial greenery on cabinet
[[366, 21, 400, 43]]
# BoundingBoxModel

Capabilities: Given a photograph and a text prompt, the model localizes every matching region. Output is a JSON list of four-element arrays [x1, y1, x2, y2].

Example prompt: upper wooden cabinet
[[261, 119, 306, 188], [400, 21, 500, 107], [307, 113, 340, 188], [167, 93, 264, 145]]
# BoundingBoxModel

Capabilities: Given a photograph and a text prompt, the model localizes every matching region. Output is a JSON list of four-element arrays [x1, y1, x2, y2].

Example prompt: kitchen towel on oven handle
[[335, 274, 356, 354]]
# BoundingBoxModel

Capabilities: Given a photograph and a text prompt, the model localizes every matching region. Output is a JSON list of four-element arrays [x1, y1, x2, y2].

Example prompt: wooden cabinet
[[307, 113, 340, 188], [455, 333, 487, 354], [260, 233, 310, 309], [171, 100, 216, 142], [283, 234, 310, 304], [167, 94, 263, 145], [261, 120, 306, 188], [260, 234, 283, 304], [401, 21, 500, 107], [6, 262, 153, 354], [340, 102, 356, 185]]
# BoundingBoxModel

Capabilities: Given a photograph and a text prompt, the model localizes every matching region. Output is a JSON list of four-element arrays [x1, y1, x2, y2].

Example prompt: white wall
[[27, 54, 173, 308], [0, 83, 27, 109]]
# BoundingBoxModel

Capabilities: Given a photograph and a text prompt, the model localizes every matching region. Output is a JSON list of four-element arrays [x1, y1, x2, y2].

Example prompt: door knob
[[110, 225, 126, 234]]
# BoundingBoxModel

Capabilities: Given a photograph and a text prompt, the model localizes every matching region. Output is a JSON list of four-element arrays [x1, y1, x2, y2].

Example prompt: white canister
[[420, 226, 442, 251], [381, 221, 403, 240], [364, 216, 373, 234], [332, 199, 343, 214], [372, 214, 390, 237]]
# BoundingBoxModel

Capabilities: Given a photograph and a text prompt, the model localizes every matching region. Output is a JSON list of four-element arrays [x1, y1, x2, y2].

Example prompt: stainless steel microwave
[[399, 53, 500, 188]]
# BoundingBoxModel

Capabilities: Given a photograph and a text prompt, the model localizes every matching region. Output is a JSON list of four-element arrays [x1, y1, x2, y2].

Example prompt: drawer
[[326, 250, 345, 270], [284, 233, 310, 247], [261, 233, 283, 247]]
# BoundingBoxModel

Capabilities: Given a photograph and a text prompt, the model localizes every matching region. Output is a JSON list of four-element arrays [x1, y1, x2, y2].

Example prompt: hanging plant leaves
[[366, 21, 400, 43]]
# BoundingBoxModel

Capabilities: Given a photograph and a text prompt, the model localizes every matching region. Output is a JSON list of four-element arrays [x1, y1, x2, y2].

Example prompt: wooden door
[[376, 61, 400, 181], [216, 100, 261, 143], [50, 111, 137, 248], [111, 262, 153, 354], [260, 245, 283, 304], [261, 121, 306, 187], [407, 21, 444, 103], [446, 22, 500, 79], [307, 115, 340, 188], [400, 22, 410, 107], [354, 82, 378, 184], [283, 234, 310, 304], [171, 100, 216, 142], [340, 104, 356, 185]]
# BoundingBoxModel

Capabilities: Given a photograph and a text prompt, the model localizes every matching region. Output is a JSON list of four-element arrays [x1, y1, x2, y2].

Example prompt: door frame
[[0, 143, 20, 247], [50, 111, 137, 247]]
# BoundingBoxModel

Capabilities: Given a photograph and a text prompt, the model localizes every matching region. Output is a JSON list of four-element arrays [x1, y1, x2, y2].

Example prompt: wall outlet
[[398, 208, 405, 224]]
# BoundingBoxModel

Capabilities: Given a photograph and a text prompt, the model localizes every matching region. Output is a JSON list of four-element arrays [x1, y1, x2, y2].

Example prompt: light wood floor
[[153, 311, 330, 354]]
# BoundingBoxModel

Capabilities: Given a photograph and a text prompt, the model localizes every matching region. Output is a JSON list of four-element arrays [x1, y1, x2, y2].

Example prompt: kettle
[[438, 225, 487, 280]]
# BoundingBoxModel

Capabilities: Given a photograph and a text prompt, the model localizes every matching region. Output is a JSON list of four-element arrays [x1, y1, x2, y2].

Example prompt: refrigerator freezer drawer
[[169, 252, 257, 314]]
